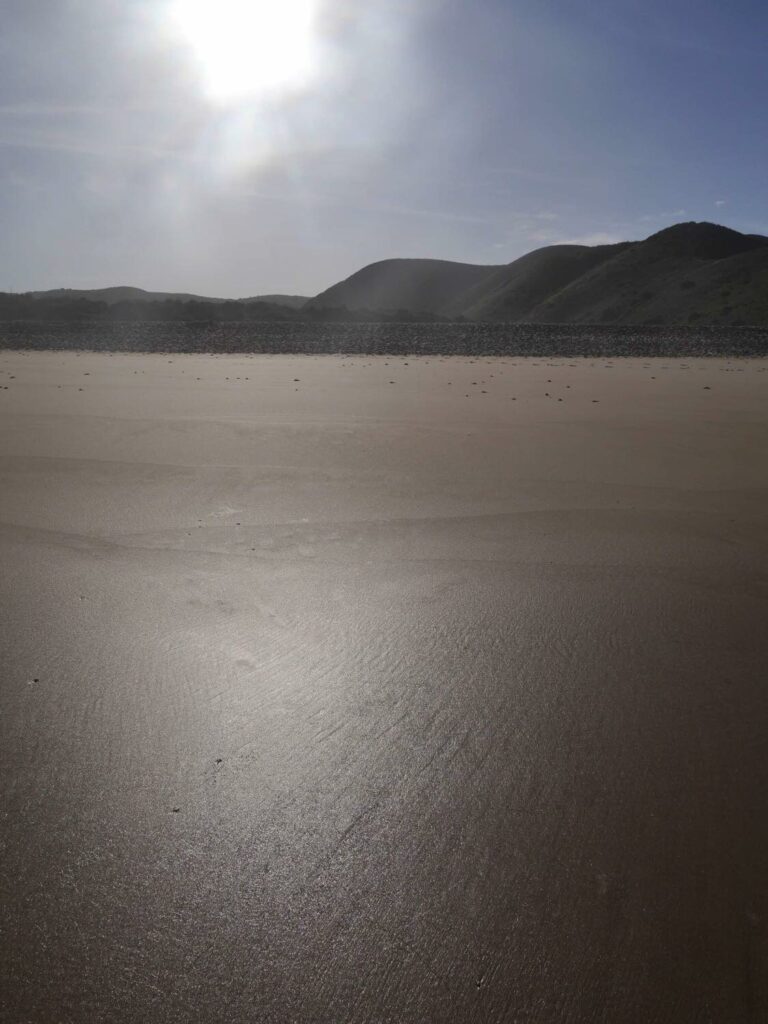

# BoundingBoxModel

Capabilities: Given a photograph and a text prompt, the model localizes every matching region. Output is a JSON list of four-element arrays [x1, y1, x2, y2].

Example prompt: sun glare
[[169, 0, 319, 102]]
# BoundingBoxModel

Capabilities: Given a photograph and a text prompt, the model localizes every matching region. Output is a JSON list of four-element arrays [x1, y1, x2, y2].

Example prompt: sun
[[169, 0, 319, 102]]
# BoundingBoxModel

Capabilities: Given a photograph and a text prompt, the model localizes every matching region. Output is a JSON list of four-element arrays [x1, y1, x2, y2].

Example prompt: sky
[[1, 0, 766, 297]]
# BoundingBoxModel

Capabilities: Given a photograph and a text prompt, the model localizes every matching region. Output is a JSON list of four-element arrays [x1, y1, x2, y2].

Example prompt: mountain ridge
[[25, 286, 309, 309], [308, 222, 768, 324], [8, 222, 768, 325]]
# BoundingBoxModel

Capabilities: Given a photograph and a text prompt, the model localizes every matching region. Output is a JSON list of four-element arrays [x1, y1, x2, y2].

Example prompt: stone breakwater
[[1, 321, 767, 356]]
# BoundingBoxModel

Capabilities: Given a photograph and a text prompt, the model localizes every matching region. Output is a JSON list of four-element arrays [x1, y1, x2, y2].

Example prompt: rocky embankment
[[0, 321, 766, 356]]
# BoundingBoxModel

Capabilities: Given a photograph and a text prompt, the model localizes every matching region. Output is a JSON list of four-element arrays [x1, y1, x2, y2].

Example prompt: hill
[[524, 223, 768, 325], [26, 286, 227, 305], [240, 294, 308, 309], [26, 287, 310, 309], [305, 258, 504, 316], [459, 242, 634, 320], [307, 223, 768, 325], [9, 223, 768, 325]]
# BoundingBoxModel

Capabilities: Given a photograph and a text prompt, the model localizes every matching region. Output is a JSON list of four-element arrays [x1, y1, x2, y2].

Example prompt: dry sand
[[1, 351, 767, 1022]]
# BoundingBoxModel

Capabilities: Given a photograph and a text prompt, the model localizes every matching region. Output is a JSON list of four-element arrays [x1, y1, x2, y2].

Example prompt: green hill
[[460, 242, 633, 320], [26, 287, 309, 309], [26, 286, 227, 305], [240, 294, 308, 309], [525, 223, 768, 325], [307, 223, 768, 324], [14, 222, 768, 325], [305, 258, 504, 316]]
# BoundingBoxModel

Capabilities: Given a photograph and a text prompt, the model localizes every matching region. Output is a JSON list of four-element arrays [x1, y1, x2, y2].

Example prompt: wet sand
[[1, 352, 767, 1022]]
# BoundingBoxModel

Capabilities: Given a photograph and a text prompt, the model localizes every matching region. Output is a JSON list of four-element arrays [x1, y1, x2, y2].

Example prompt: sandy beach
[[1, 351, 767, 1022]]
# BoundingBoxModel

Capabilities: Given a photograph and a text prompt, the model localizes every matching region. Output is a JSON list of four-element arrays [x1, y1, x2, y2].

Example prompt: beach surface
[[1, 351, 767, 1022]]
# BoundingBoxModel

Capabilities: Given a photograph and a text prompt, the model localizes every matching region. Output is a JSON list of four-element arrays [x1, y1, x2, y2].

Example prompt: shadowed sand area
[[1, 351, 767, 1022]]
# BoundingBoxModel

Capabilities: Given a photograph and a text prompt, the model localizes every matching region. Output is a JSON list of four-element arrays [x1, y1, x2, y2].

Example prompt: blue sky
[[1, 0, 766, 296]]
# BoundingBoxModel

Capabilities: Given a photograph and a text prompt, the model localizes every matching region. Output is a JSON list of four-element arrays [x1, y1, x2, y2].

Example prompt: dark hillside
[[524, 223, 768, 325], [306, 258, 502, 316], [464, 242, 633, 320]]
